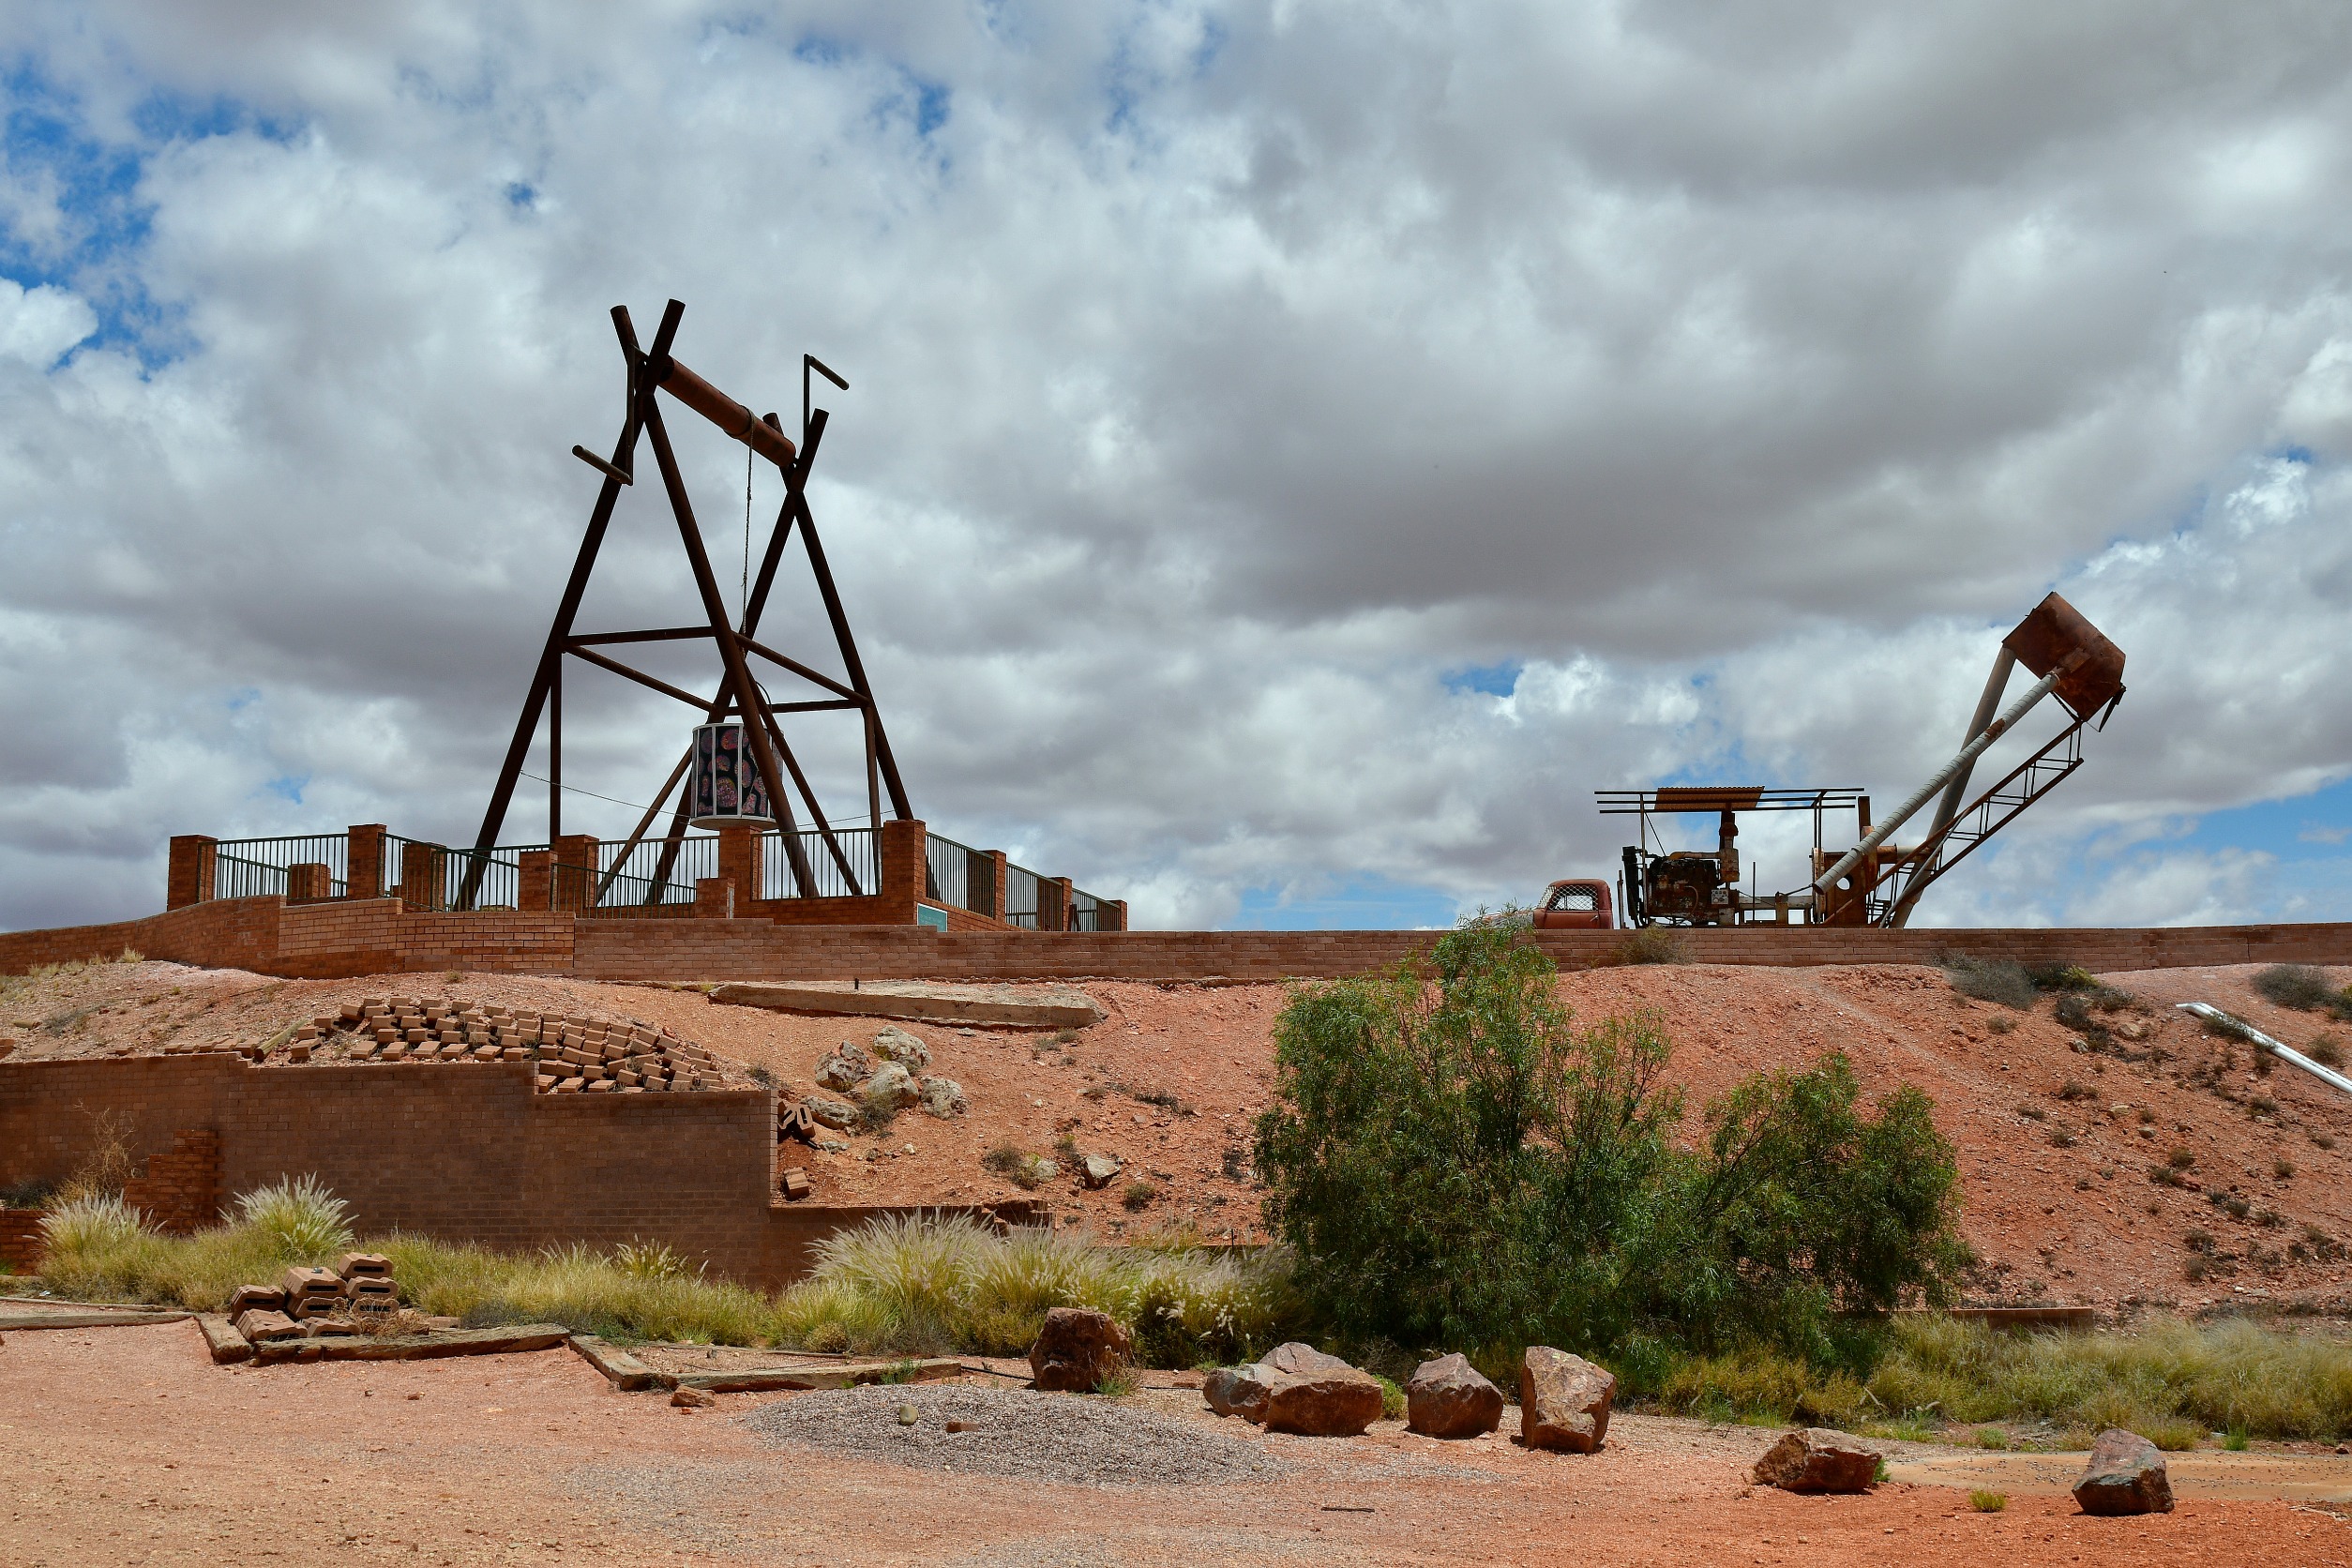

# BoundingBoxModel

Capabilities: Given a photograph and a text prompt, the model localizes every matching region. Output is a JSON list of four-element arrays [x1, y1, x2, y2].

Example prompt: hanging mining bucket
[[688, 721, 776, 829]]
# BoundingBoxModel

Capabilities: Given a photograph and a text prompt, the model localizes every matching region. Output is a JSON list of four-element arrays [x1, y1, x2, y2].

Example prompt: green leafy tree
[[1254, 922, 1968, 1365]]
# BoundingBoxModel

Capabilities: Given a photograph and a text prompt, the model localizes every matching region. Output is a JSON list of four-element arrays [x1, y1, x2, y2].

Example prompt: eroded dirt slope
[[6, 957, 2349, 1310]]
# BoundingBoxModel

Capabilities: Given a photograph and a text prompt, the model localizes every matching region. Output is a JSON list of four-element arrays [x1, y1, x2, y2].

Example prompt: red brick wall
[[0, 1054, 1045, 1289], [8, 894, 2352, 983], [0, 1208, 42, 1274], [120, 1127, 222, 1234]]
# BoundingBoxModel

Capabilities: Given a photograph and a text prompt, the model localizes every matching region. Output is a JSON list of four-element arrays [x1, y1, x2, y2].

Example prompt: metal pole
[[1813, 658, 2075, 896], [1929, 648, 2016, 840], [2178, 1003, 2352, 1097]]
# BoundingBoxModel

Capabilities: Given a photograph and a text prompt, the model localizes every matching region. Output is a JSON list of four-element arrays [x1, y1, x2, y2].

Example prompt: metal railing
[[1002, 862, 1042, 929], [1070, 888, 1110, 932], [765, 826, 877, 899], [436, 843, 546, 912], [927, 832, 1003, 914], [582, 836, 711, 914], [210, 834, 350, 901]]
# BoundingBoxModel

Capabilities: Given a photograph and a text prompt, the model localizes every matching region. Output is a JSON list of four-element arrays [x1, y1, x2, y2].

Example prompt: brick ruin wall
[[4, 894, 2351, 983], [0, 1052, 1008, 1289]]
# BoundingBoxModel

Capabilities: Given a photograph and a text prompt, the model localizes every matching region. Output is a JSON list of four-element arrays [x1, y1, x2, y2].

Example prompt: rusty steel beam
[[652, 353, 798, 471]]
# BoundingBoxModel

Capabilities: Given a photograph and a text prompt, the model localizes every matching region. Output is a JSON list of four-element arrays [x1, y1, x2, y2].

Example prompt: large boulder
[[1204, 1364, 1275, 1421], [918, 1077, 967, 1119], [2073, 1428, 2174, 1516], [1406, 1352, 1503, 1439], [858, 1062, 923, 1112], [1752, 1428, 1881, 1494], [814, 1043, 873, 1093], [871, 1026, 932, 1071], [1261, 1341, 1355, 1377], [1262, 1367, 1386, 1437], [1080, 1153, 1123, 1189], [803, 1094, 858, 1130], [1520, 1347, 1615, 1454], [1028, 1306, 1133, 1393]]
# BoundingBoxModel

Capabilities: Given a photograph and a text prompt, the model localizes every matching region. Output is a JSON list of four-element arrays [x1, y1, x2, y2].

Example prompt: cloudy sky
[[4, 1, 2350, 933]]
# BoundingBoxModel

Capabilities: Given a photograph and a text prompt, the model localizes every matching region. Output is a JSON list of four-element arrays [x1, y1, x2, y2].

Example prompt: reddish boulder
[[2073, 1428, 2173, 1515], [1027, 1306, 1133, 1393], [1260, 1341, 1355, 1377], [1406, 1352, 1503, 1438], [1752, 1427, 1881, 1493], [1261, 1367, 1386, 1437], [1519, 1346, 1615, 1454]]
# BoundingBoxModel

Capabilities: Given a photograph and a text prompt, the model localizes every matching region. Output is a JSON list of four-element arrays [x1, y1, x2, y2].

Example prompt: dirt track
[[4, 1318, 2348, 1567], [7, 957, 2350, 1308]]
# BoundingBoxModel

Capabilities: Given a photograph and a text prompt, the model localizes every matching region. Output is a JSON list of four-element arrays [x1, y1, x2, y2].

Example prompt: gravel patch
[[743, 1382, 1286, 1488]]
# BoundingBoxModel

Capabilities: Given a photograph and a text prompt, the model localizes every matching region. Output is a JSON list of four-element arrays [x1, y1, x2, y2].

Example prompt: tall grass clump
[[1256, 923, 1968, 1374], [381, 1236, 776, 1344], [234, 1175, 354, 1259], [1868, 1313, 2352, 1445], [771, 1213, 1299, 1364]]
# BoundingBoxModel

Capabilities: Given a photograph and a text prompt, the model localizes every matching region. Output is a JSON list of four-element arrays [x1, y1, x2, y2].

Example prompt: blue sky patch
[[1232, 873, 1460, 930], [1444, 660, 1522, 698]]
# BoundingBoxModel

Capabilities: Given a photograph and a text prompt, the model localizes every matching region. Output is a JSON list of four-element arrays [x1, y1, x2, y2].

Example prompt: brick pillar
[[695, 876, 735, 918], [399, 841, 444, 912], [1107, 899, 1128, 933], [1044, 877, 1072, 933], [716, 825, 763, 909], [974, 851, 1006, 922], [552, 833, 598, 913], [286, 863, 332, 902], [878, 818, 927, 924], [518, 850, 552, 912], [167, 836, 217, 910], [346, 824, 386, 899]]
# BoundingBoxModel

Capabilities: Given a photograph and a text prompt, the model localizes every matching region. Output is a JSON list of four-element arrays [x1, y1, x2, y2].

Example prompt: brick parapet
[[8, 895, 2352, 983]]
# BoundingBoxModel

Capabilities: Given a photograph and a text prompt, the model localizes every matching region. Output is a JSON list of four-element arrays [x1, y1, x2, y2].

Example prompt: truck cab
[[1531, 879, 1615, 929]]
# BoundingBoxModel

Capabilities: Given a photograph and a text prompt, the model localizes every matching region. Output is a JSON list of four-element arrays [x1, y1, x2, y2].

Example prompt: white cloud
[[1, 3, 2351, 931], [0, 279, 94, 366]]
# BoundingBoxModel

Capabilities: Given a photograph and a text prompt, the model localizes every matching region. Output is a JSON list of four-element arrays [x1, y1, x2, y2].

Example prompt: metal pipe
[[1812, 657, 2075, 895], [655, 355, 798, 470], [2177, 1003, 2352, 1097], [1929, 648, 2016, 840]]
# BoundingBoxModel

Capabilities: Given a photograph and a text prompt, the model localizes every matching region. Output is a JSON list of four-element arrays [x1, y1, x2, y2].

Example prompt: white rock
[[919, 1076, 968, 1118], [871, 1026, 932, 1071], [859, 1061, 922, 1111]]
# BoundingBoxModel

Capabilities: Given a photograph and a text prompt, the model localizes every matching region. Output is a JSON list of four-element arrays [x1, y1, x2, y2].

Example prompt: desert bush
[[1617, 927, 1691, 965], [2254, 965, 2338, 1012], [1942, 956, 2037, 1010], [982, 1144, 1054, 1191], [1255, 922, 1968, 1367], [2306, 1033, 2347, 1069]]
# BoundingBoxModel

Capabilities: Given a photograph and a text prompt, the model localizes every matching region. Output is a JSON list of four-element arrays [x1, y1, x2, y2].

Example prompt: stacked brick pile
[[230, 1253, 401, 1342], [278, 996, 733, 1095]]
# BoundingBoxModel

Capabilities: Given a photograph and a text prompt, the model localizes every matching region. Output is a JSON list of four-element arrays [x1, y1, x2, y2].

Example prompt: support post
[[877, 819, 928, 924], [1043, 878, 1072, 934], [552, 834, 598, 913], [167, 836, 218, 910], [716, 825, 764, 909], [519, 850, 553, 912], [399, 842, 444, 912], [346, 825, 386, 900]]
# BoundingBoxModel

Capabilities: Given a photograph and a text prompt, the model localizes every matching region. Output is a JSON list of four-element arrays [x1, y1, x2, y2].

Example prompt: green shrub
[[1969, 1489, 2007, 1513], [1255, 923, 1968, 1366], [1942, 956, 2037, 1009]]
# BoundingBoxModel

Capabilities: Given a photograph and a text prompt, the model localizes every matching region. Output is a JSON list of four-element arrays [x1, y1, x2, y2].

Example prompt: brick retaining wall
[[0, 1054, 1035, 1289], [6, 896, 2351, 983]]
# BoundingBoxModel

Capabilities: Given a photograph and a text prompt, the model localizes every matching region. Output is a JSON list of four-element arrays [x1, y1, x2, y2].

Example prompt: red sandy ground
[[7, 958, 2351, 1307], [2, 1318, 2345, 1567]]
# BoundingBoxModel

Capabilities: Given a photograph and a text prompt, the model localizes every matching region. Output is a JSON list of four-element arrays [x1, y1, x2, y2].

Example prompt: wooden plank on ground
[[672, 1356, 963, 1393], [568, 1334, 666, 1390], [252, 1323, 573, 1364], [0, 1310, 189, 1331], [196, 1313, 252, 1364]]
